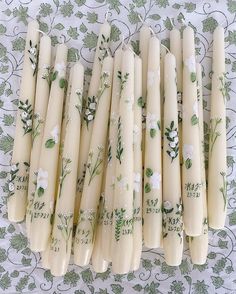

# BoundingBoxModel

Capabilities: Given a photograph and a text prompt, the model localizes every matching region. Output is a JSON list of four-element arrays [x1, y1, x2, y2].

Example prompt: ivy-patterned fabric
[[0, 0, 236, 293]]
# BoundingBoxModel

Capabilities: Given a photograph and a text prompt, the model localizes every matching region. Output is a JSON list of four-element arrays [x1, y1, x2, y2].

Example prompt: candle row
[[7, 19, 227, 276]]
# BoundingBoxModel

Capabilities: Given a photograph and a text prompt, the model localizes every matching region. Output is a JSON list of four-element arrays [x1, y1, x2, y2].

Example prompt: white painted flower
[[87, 114, 93, 121], [21, 111, 28, 119], [133, 172, 141, 193], [178, 204, 183, 213], [37, 168, 48, 190], [85, 109, 90, 115], [169, 130, 177, 138], [146, 113, 158, 130], [89, 102, 96, 110], [184, 55, 196, 73], [31, 63, 36, 70], [55, 62, 66, 78], [29, 47, 36, 55], [170, 151, 176, 158], [8, 182, 15, 192], [193, 100, 199, 117], [183, 144, 194, 160], [150, 172, 161, 190], [75, 88, 82, 95], [110, 112, 118, 125], [133, 124, 139, 143], [50, 125, 59, 144], [174, 137, 179, 144], [163, 200, 172, 210], [169, 141, 176, 148], [117, 176, 128, 191], [50, 200, 54, 214], [11, 164, 17, 172], [26, 120, 32, 127]]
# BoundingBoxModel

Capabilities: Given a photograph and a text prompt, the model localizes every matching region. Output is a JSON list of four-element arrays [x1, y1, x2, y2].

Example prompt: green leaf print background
[[0, 0, 236, 293]]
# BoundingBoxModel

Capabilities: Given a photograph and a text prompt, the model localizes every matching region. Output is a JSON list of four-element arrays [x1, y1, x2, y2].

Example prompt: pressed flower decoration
[[165, 121, 179, 162], [28, 40, 38, 76], [184, 55, 196, 82], [36, 168, 48, 197], [18, 99, 33, 135], [45, 125, 60, 148], [146, 112, 161, 138], [183, 144, 194, 169]]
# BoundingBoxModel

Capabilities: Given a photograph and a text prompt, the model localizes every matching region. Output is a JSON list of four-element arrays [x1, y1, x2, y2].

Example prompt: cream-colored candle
[[163, 53, 183, 266], [208, 26, 227, 229], [41, 244, 51, 269], [130, 55, 142, 271], [25, 35, 51, 236], [189, 63, 208, 264], [170, 28, 183, 161], [101, 48, 122, 262], [30, 44, 68, 252], [75, 22, 111, 222], [143, 36, 162, 248], [111, 48, 134, 274], [92, 180, 109, 273], [182, 27, 203, 236], [8, 21, 39, 222], [49, 62, 84, 276], [74, 56, 113, 266]]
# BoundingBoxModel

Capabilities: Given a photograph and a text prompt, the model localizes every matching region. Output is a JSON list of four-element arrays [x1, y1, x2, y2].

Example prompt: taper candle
[[163, 53, 183, 266], [74, 56, 113, 266], [101, 48, 122, 262], [130, 55, 143, 271], [143, 36, 162, 248], [111, 48, 134, 274], [182, 26, 203, 236], [189, 63, 208, 264], [49, 62, 84, 276], [25, 35, 51, 236], [208, 26, 227, 229], [30, 44, 68, 252], [75, 21, 111, 222], [8, 20, 39, 222]]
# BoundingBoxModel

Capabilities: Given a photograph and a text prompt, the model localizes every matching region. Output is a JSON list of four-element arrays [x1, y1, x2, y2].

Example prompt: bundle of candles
[[7, 17, 227, 276]]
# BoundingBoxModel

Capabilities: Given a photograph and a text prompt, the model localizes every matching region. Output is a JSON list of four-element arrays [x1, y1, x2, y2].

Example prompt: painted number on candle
[[8, 162, 29, 198], [145, 198, 161, 214], [75, 209, 97, 245], [184, 182, 202, 198], [114, 208, 133, 242]]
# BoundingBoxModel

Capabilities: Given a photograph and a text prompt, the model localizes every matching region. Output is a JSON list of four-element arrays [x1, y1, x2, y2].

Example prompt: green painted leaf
[[10, 270, 19, 278], [44, 270, 53, 283], [87, 12, 98, 23], [68, 47, 79, 62], [150, 128, 156, 138], [59, 78, 68, 89], [185, 158, 192, 169], [146, 168, 153, 178], [81, 268, 93, 284], [15, 275, 29, 292], [111, 284, 124, 294], [148, 14, 161, 20], [80, 23, 87, 33], [83, 31, 98, 50], [45, 138, 55, 148], [54, 23, 64, 30], [191, 114, 199, 125], [133, 284, 143, 292], [95, 268, 111, 281], [110, 24, 121, 42], [179, 258, 191, 275], [7, 224, 15, 233], [28, 283, 36, 291], [11, 37, 25, 52], [229, 211, 236, 225], [0, 171, 7, 179], [67, 26, 79, 40], [193, 280, 209, 294], [37, 187, 44, 197], [227, 0, 236, 13], [0, 248, 7, 263], [39, 3, 53, 17], [21, 256, 32, 266], [218, 239, 228, 249], [211, 276, 224, 289], [156, 0, 169, 8], [10, 233, 27, 252], [145, 183, 151, 193], [0, 272, 11, 290], [184, 2, 196, 12], [107, 0, 121, 13], [202, 17, 218, 33], [191, 72, 196, 82], [3, 114, 14, 126], [75, 0, 86, 6], [64, 269, 80, 287], [226, 30, 236, 46], [59, 0, 74, 17], [0, 227, 6, 239]]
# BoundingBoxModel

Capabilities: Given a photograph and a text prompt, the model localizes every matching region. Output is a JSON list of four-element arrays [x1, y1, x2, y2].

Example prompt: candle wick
[[37, 29, 47, 36], [148, 26, 156, 36], [161, 43, 170, 54], [105, 10, 111, 22]]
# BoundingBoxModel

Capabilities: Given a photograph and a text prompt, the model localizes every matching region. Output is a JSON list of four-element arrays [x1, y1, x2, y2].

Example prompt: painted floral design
[[28, 40, 38, 76], [116, 116, 123, 164], [98, 34, 109, 63], [219, 172, 227, 211], [45, 125, 60, 148], [209, 117, 222, 155], [133, 124, 139, 144], [32, 113, 44, 142], [76, 209, 97, 244], [58, 157, 71, 198], [117, 174, 129, 191], [87, 146, 104, 185], [18, 99, 33, 135], [114, 208, 126, 242], [42, 65, 54, 88], [145, 168, 161, 193], [133, 172, 141, 193], [183, 144, 194, 169], [165, 121, 179, 162], [36, 168, 48, 197], [147, 68, 160, 87], [219, 72, 227, 104], [184, 55, 196, 82], [75, 88, 83, 114], [8, 163, 19, 198], [177, 91, 183, 123], [146, 112, 161, 138], [84, 71, 110, 127], [57, 212, 73, 253], [117, 70, 129, 92]]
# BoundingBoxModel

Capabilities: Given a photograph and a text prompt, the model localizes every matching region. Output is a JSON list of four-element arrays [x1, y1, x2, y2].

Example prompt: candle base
[[73, 247, 91, 266], [8, 204, 25, 223]]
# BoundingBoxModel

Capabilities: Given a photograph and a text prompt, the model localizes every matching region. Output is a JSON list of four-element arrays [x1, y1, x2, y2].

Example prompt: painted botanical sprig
[[209, 118, 222, 155], [84, 71, 110, 127], [107, 139, 112, 164], [77, 209, 97, 243], [191, 100, 199, 126], [145, 168, 161, 193], [57, 212, 73, 253], [219, 171, 227, 211], [28, 40, 38, 76], [8, 163, 19, 198], [58, 157, 72, 198], [42, 66, 55, 88], [146, 112, 161, 138], [116, 116, 123, 164], [177, 92, 183, 123], [183, 144, 193, 169], [117, 71, 129, 93], [219, 72, 227, 104], [98, 34, 109, 63], [87, 146, 104, 185], [32, 113, 44, 143], [165, 121, 179, 162], [77, 163, 86, 193], [45, 125, 60, 148], [184, 55, 196, 83], [114, 207, 126, 242], [18, 99, 33, 135], [75, 89, 83, 115]]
